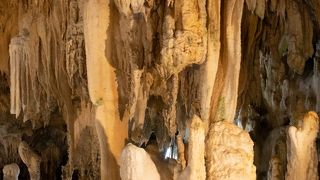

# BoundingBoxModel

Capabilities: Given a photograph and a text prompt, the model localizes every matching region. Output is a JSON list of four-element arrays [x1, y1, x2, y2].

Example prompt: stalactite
[[217, 0, 245, 122], [160, 0, 207, 76], [176, 134, 186, 170], [199, 0, 220, 122], [163, 74, 178, 137], [124, 68, 143, 123], [9, 34, 28, 119], [246, 0, 256, 12], [286, 0, 313, 74], [255, 0, 265, 19], [66, 0, 88, 101], [313, 42, 320, 112]]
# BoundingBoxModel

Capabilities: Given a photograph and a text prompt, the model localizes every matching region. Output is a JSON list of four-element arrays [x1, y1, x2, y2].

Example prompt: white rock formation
[[285, 111, 319, 180], [18, 141, 41, 180], [119, 143, 160, 180], [206, 120, 256, 180], [3, 163, 20, 180]]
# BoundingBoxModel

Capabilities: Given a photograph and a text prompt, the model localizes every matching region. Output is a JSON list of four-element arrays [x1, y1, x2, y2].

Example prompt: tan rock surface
[[1, 0, 320, 179]]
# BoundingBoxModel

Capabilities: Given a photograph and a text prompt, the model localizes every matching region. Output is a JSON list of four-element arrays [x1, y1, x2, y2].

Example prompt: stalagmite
[[178, 115, 206, 180], [285, 111, 319, 180], [255, 0, 265, 19], [314, 43, 320, 112], [206, 120, 256, 180], [246, 0, 256, 12], [119, 143, 160, 180], [262, 128, 287, 180], [286, 0, 313, 74], [2, 163, 20, 180], [267, 156, 282, 180], [18, 141, 41, 180]]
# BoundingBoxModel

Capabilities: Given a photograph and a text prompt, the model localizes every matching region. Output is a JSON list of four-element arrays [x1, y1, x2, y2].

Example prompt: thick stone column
[[83, 0, 128, 179]]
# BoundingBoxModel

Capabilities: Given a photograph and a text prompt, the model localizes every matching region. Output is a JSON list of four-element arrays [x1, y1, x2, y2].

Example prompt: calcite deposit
[[1, 0, 320, 179]]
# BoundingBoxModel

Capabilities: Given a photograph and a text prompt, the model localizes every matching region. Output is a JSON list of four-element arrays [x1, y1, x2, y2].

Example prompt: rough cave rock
[[1, 0, 320, 179]]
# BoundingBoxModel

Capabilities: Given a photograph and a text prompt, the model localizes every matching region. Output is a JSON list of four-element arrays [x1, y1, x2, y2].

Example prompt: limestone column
[[83, 0, 128, 179]]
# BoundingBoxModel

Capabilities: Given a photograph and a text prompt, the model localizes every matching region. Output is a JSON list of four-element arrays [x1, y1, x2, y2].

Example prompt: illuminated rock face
[[286, 111, 319, 180], [2, 0, 320, 179], [206, 120, 256, 180], [119, 143, 160, 180]]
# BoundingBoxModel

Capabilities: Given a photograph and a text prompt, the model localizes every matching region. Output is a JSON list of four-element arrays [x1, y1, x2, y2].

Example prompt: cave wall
[[239, 0, 320, 179], [0, 0, 320, 179]]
